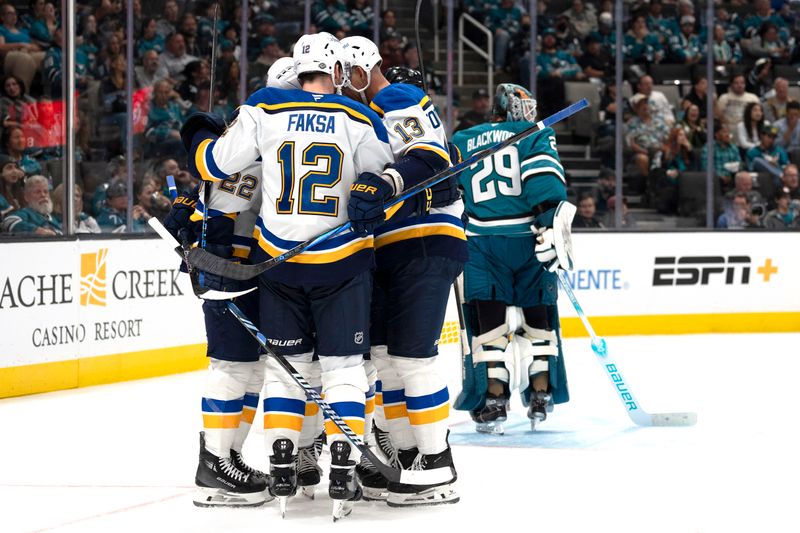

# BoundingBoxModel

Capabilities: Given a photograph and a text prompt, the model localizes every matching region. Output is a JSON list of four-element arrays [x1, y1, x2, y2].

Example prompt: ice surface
[[2, 333, 798, 533]]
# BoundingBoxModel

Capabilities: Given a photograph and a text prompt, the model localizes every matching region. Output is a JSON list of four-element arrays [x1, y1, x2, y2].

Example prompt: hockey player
[[451, 84, 571, 434], [341, 36, 465, 507], [185, 32, 395, 520], [163, 132, 269, 506]]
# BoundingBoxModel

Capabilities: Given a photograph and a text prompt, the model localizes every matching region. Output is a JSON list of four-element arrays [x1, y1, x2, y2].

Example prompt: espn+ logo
[[652, 256, 751, 286]]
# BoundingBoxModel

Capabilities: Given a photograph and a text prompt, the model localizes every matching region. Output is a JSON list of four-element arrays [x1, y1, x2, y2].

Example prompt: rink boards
[[1, 232, 799, 398]]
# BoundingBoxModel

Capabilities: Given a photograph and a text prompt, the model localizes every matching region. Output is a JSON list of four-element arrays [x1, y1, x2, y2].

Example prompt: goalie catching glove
[[531, 201, 577, 272], [347, 171, 395, 234]]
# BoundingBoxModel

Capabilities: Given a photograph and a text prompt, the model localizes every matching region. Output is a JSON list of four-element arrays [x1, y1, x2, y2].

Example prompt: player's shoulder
[[369, 83, 429, 117], [323, 93, 389, 142]]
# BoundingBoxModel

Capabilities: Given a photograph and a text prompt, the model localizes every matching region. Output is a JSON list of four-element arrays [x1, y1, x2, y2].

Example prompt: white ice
[[2, 332, 799, 533]]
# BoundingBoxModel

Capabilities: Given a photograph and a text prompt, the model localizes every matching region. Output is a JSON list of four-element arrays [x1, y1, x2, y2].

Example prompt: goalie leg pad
[[202, 358, 259, 457], [320, 355, 367, 462]]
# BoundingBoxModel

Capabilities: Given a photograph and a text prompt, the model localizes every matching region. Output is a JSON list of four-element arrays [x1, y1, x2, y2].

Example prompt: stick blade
[[649, 412, 698, 427], [186, 248, 260, 280]]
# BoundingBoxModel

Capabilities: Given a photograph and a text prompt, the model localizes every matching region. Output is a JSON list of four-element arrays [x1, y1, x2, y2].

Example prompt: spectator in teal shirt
[[486, 0, 523, 71], [137, 17, 165, 58], [0, 174, 61, 235], [145, 80, 185, 157], [28, 1, 57, 47], [746, 124, 789, 180], [669, 16, 702, 64], [624, 14, 663, 64]]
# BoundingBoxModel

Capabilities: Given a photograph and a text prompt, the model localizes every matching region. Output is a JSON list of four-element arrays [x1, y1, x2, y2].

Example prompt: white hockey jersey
[[192, 162, 263, 260], [368, 84, 467, 265], [194, 87, 394, 285]]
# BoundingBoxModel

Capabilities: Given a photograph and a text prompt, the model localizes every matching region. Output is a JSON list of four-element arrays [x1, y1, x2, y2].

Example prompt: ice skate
[[329, 441, 362, 521], [470, 394, 509, 435], [267, 438, 297, 518], [230, 448, 268, 485], [386, 444, 459, 508], [356, 454, 390, 501], [296, 443, 322, 500], [193, 432, 269, 508], [528, 390, 553, 430]]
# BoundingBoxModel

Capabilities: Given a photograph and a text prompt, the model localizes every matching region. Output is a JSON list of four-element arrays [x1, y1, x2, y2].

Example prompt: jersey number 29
[[470, 146, 521, 203], [276, 141, 343, 217]]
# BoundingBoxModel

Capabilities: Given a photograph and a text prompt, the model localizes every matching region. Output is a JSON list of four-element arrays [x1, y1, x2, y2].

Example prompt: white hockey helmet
[[293, 32, 348, 91], [340, 36, 382, 93], [266, 56, 300, 89]]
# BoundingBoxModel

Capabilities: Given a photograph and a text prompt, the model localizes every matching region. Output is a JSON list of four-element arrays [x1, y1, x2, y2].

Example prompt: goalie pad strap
[[529, 359, 549, 375], [473, 347, 507, 364], [471, 324, 509, 354], [487, 367, 510, 383], [521, 324, 558, 344]]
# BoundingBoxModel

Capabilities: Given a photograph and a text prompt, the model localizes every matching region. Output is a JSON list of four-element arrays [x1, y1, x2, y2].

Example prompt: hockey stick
[[148, 217, 257, 300], [197, 3, 220, 288], [556, 270, 697, 427], [225, 301, 455, 486], [186, 98, 591, 280]]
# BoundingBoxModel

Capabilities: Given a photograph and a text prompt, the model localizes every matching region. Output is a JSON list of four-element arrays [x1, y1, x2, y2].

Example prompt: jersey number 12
[[276, 141, 343, 216]]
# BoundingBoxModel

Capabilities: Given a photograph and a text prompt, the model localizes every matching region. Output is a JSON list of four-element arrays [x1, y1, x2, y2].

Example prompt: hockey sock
[[231, 357, 266, 453], [320, 354, 368, 462], [295, 361, 323, 448], [372, 345, 415, 451], [202, 358, 257, 458], [364, 358, 377, 442], [262, 354, 310, 458], [392, 356, 450, 455]]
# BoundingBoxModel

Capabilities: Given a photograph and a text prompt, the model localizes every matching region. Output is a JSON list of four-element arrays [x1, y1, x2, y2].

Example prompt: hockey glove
[[415, 142, 462, 213], [180, 112, 226, 152], [162, 185, 200, 247], [347, 172, 394, 234], [532, 202, 576, 272]]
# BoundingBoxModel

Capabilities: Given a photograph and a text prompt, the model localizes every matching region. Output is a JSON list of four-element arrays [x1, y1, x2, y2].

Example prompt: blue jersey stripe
[[381, 389, 406, 405], [405, 387, 449, 411], [326, 401, 366, 418], [202, 397, 245, 413], [263, 397, 306, 415]]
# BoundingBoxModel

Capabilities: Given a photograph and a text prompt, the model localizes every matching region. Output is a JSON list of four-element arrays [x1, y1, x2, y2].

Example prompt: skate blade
[[193, 487, 269, 508], [278, 496, 288, 518], [387, 485, 459, 508], [529, 413, 547, 431], [300, 485, 316, 500], [332, 500, 354, 522], [361, 486, 388, 501], [475, 421, 505, 435]]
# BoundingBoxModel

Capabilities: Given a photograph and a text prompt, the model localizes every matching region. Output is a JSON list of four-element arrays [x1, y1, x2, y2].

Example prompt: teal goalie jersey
[[452, 122, 567, 236]]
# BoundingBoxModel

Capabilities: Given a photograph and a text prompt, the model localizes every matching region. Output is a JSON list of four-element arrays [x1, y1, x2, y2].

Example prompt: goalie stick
[[225, 300, 455, 486], [185, 98, 591, 280], [556, 270, 697, 427]]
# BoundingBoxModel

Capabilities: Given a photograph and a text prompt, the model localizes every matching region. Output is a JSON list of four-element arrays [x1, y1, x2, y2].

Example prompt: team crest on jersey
[[354, 331, 364, 344], [312, 94, 323, 101]]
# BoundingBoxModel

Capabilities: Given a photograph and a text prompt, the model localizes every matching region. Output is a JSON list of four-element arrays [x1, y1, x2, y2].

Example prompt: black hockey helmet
[[384, 66, 424, 89]]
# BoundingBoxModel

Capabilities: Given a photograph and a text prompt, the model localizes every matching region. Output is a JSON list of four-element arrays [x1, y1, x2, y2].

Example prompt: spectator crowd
[[1, 0, 799, 236]]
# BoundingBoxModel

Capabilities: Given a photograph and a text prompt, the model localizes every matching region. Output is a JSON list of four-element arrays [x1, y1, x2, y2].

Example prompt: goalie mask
[[493, 83, 537, 123]]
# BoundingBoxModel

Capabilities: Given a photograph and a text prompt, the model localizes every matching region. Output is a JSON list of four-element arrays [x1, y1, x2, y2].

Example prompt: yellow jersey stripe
[[203, 413, 241, 429], [375, 224, 467, 249], [240, 407, 256, 425], [255, 227, 374, 264], [407, 404, 450, 426], [325, 419, 365, 436], [264, 413, 304, 431], [257, 101, 375, 128], [195, 139, 224, 182], [305, 402, 320, 416], [369, 100, 385, 117], [384, 403, 409, 420]]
